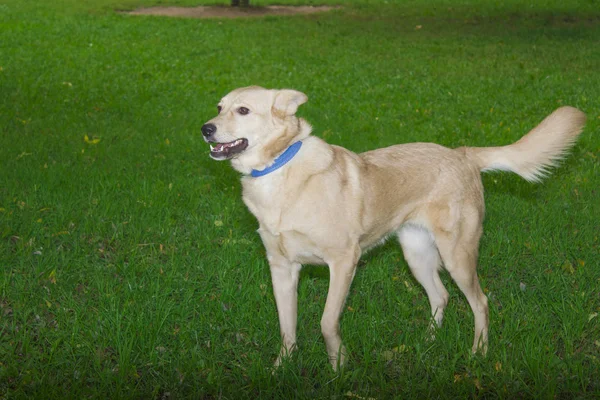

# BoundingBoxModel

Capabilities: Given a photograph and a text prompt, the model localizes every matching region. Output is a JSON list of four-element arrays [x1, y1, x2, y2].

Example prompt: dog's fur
[[202, 86, 586, 370]]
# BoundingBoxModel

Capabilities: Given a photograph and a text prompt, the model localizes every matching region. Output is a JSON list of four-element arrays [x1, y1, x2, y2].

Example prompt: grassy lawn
[[1, 0, 599, 398]]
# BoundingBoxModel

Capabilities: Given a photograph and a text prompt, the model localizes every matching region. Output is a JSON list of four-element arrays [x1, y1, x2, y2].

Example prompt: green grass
[[1, 0, 599, 398]]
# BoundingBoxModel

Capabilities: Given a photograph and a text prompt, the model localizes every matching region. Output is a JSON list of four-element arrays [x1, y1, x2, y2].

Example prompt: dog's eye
[[217, 105, 222, 114], [237, 107, 250, 115]]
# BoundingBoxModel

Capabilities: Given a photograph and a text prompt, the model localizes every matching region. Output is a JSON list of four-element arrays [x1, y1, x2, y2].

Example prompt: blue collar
[[251, 141, 303, 178]]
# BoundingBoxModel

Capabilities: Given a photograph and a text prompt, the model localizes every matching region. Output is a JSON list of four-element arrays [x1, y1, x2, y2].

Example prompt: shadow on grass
[[349, 6, 600, 41]]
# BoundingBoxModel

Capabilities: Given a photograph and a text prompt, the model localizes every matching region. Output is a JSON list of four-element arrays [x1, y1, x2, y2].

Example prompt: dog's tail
[[462, 107, 586, 182]]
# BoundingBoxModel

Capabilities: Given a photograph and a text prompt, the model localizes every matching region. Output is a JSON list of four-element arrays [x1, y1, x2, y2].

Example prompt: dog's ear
[[272, 89, 308, 117]]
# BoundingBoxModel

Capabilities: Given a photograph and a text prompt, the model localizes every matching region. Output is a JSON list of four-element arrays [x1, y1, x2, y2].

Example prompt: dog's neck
[[250, 141, 303, 177], [231, 117, 312, 175]]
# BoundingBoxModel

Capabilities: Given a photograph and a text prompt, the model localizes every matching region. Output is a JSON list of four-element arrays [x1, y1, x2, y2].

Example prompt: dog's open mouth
[[209, 138, 248, 160]]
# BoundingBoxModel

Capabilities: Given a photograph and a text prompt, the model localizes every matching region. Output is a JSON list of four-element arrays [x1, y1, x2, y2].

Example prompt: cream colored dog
[[201, 86, 586, 370]]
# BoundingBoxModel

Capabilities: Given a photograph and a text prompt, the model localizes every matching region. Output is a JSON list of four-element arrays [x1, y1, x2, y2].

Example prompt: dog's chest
[[242, 177, 326, 264], [241, 176, 286, 235]]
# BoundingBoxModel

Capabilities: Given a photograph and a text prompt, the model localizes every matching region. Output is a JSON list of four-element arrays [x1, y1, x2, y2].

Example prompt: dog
[[201, 86, 586, 370]]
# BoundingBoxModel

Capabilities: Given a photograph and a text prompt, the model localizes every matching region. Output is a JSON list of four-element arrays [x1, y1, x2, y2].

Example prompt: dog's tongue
[[211, 141, 236, 153], [213, 143, 227, 152], [209, 139, 248, 157]]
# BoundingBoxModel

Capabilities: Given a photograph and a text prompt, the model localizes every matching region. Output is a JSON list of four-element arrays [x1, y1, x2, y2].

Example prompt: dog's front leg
[[321, 247, 360, 371], [268, 256, 301, 368]]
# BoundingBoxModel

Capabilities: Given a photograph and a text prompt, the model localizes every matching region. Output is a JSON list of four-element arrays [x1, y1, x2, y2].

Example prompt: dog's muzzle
[[201, 123, 249, 160]]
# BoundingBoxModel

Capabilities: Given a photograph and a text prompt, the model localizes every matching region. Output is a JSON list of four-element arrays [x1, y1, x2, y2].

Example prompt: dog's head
[[201, 86, 311, 174]]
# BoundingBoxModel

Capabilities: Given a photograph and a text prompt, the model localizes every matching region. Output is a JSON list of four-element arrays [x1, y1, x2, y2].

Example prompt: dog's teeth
[[210, 144, 214, 151]]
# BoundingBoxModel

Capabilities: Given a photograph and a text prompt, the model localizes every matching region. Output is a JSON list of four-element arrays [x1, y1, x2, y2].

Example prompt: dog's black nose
[[201, 123, 216, 138]]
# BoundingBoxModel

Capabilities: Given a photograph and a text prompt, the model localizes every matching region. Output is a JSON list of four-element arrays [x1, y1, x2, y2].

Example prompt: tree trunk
[[231, 0, 250, 6]]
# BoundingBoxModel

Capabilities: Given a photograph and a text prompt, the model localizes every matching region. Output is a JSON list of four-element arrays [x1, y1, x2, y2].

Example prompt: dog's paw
[[273, 345, 296, 370], [328, 345, 347, 372], [471, 342, 488, 357]]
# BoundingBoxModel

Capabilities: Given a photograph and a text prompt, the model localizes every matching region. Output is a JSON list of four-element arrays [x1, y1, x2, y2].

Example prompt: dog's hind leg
[[432, 206, 489, 355], [398, 225, 449, 330], [321, 246, 360, 371]]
